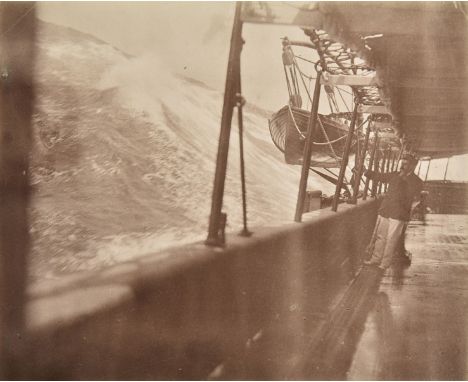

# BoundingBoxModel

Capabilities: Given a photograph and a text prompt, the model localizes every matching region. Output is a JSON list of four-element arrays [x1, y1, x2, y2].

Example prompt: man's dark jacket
[[366, 171, 423, 221]]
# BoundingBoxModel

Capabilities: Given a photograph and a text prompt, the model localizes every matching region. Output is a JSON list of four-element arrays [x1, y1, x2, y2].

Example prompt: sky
[[37, 2, 468, 181]]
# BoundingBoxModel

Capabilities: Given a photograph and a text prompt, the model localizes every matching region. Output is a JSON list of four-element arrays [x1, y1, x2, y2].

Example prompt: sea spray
[[30, 21, 334, 281]]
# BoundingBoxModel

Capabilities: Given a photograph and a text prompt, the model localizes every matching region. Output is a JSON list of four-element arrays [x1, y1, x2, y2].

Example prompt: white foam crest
[[98, 53, 179, 118], [98, 53, 223, 155], [92, 229, 203, 265]]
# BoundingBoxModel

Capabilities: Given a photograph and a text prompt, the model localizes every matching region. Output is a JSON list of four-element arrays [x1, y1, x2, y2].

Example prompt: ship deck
[[345, 214, 468, 380], [229, 213, 468, 380]]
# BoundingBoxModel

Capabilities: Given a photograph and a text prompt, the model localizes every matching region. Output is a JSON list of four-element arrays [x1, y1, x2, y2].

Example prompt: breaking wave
[[30, 21, 333, 281]]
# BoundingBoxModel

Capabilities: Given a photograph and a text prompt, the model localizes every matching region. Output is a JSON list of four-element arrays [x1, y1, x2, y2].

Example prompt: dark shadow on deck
[[289, 266, 383, 380]]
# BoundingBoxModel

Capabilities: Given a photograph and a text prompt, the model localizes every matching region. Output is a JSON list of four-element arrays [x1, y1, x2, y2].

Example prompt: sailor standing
[[363, 154, 423, 270]]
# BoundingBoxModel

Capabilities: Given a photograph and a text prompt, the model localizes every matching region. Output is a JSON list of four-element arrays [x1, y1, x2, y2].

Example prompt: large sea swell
[[29, 21, 335, 282]]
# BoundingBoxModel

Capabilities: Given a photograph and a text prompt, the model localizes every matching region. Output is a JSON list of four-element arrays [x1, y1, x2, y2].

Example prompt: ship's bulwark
[[23, 200, 380, 379], [30, 21, 335, 280]]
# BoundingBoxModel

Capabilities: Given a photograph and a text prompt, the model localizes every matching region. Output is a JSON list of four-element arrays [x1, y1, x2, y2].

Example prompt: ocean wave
[[29, 21, 334, 280]]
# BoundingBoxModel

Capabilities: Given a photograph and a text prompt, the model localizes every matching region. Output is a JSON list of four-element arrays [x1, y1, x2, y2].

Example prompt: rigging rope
[[286, 50, 359, 165], [295, 55, 319, 67], [290, 44, 348, 118], [287, 104, 306, 139], [336, 86, 351, 112], [293, 65, 301, 96], [316, 117, 340, 161], [280, 35, 393, 173], [283, 66, 293, 98]]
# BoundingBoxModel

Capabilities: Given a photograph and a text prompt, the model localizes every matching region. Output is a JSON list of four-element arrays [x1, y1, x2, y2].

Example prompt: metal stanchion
[[393, 142, 405, 174], [350, 118, 371, 204], [236, 73, 251, 237], [371, 141, 381, 197], [384, 148, 391, 191], [424, 159, 431, 181], [443, 157, 450, 181], [363, 133, 378, 200], [332, 102, 359, 211], [378, 149, 387, 194], [390, 151, 397, 172], [294, 71, 322, 222], [206, 3, 243, 246]]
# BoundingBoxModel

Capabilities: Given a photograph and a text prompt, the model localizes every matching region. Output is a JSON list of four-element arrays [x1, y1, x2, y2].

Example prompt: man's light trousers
[[367, 215, 406, 269]]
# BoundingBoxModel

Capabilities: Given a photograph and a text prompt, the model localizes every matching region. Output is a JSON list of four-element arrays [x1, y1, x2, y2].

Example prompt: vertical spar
[[331, 102, 359, 212], [424, 159, 432, 181], [393, 141, 405, 173], [390, 151, 397, 172], [378, 149, 387, 194], [351, 117, 371, 204], [236, 57, 251, 237], [206, 3, 243, 245], [371, 141, 381, 197], [443, 157, 450, 181], [294, 71, 322, 222], [384, 148, 391, 191], [397, 141, 406, 162], [363, 132, 378, 200], [417, 162, 422, 176]]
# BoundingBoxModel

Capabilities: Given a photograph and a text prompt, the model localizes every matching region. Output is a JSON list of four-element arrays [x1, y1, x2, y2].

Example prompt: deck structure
[[262, 214, 468, 380], [348, 214, 468, 380]]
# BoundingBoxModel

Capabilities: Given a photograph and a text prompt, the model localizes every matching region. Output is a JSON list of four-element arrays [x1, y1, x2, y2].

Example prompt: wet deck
[[347, 214, 468, 380]]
